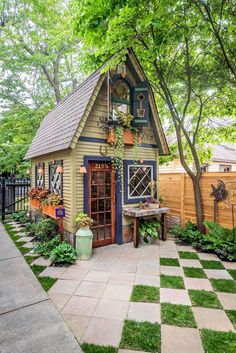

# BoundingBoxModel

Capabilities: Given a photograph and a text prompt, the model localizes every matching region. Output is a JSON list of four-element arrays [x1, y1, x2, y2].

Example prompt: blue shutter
[[132, 81, 149, 127]]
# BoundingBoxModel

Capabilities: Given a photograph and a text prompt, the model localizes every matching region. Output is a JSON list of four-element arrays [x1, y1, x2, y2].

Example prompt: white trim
[[127, 164, 153, 199]]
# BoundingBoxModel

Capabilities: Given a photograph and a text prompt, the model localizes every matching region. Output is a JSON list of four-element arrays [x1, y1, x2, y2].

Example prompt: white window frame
[[127, 164, 154, 200]]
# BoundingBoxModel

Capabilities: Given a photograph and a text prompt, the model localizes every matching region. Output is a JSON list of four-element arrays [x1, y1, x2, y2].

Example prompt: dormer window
[[111, 78, 130, 120]]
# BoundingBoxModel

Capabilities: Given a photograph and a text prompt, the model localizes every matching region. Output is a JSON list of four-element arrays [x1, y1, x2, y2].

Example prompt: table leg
[[161, 213, 167, 241], [133, 218, 140, 248]]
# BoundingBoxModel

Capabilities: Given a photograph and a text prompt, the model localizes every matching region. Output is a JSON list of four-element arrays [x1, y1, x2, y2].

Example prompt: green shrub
[[50, 242, 77, 264], [33, 218, 56, 241], [34, 235, 60, 257], [139, 218, 161, 243], [170, 221, 202, 244], [12, 211, 29, 224]]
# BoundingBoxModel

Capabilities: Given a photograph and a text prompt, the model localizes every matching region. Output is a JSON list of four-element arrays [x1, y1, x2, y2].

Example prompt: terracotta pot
[[42, 204, 64, 219], [29, 199, 41, 209], [106, 130, 141, 145]]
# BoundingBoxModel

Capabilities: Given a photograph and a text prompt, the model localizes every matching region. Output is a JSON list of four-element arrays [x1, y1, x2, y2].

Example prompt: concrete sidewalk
[[0, 222, 83, 353]]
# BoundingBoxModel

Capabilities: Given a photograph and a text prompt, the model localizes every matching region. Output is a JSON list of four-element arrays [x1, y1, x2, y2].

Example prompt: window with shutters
[[124, 160, 157, 204], [49, 161, 63, 194], [111, 78, 131, 120]]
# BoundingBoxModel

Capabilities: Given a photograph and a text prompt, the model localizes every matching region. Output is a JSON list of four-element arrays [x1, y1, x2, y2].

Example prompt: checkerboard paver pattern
[[7, 222, 236, 352]]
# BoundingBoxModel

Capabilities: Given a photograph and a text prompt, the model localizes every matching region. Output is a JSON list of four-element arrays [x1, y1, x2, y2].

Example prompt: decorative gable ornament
[[133, 81, 149, 127]]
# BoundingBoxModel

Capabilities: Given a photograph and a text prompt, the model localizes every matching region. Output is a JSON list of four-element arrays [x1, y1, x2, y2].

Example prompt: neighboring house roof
[[25, 49, 169, 159], [212, 144, 236, 164]]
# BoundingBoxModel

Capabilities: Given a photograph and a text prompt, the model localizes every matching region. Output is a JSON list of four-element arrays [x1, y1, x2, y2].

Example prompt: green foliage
[[33, 218, 56, 242], [183, 267, 206, 278], [50, 242, 77, 264], [200, 260, 224, 269], [139, 218, 161, 243], [178, 251, 199, 259], [80, 344, 117, 353], [31, 265, 47, 276], [161, 303, 196, 328], [37, 276, 57, 292], [226, 311, 236, 330], [11, 211, 29, 224], [34, 235, 60, 257], [131, 285, 160, 303], [201, 329, 236, 353], [120, 320, 161, 352], [171, 221, 201, 244], [189, 290, 222, 309], [210, 279, 236, 293], [160, 275, 185, 289], [160, 258, 180, 267]]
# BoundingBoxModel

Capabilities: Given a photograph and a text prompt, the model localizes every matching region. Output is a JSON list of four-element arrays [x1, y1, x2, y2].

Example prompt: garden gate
[[0, 177, 30, 220]]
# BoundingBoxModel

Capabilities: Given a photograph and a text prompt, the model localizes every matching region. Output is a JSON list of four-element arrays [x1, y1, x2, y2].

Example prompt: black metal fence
[[0, 177, 30, 220]]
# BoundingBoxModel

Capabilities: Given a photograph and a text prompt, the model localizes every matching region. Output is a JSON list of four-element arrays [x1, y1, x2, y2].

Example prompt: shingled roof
[[25, 49, 169, 159], [25, 68, 102, 159]]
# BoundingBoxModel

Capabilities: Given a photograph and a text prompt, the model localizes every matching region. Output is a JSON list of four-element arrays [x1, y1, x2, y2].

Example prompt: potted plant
[[42, 193, 64, 218], [75, 212, 94, 260], [159, 195, 164, 208], [139, 218, 161, 244], [28, 188, 41, 208], [146, 180, 159, 209]]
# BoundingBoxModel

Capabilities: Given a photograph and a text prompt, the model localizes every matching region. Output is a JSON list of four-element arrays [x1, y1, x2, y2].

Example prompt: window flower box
[[42, 204, 64, 219], [29, 199, 41, 209], [107, 130, 141, 145]]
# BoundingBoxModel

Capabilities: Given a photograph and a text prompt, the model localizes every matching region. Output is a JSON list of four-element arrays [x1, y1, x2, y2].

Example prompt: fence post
[[180, 173, 185, 227], [1, 178, 6, 221]]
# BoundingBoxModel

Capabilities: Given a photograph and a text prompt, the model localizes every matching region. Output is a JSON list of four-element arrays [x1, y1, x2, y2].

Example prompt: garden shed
[[25, 49, 169, 247]]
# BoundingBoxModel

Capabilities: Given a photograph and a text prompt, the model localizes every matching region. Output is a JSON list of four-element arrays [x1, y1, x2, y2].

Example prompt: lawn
[[160, 275, 185, 289], [160, 258, 180, 266], [200, 260, 224, 269], [201, 329, 236, 353], [178, 251, 199, 260], [131, 285, 159, 303], [183, 267, 206, 278], [189, 290, 222, 309], [80, 344, 117, 353], [210, 279, 236, 293], [161, 303, 196, 328]]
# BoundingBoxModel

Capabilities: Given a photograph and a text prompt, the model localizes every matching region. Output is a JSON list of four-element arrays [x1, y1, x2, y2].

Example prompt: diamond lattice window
[[49, 163, 62, 194], [128, 164, 153, 199], [35, 164, 44, 188]]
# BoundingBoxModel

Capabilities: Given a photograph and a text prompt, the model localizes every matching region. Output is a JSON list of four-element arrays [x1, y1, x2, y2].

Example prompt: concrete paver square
[[161, 325, 204, 353], [81, 317, 123, 347], [192, 307, 234, 331], [62, 296, 98, 317], [75, 281, 106, 298], [84, 270, 111, 283], [0, 227, 21, 260], [216, 292, 236, 310], [0, 300, 83, 353], [60, 268, 89, 281], [159, 251, 179, 259], [39, 266, 67, 278], [204, 269, 233, 280], [184, 278, 213, 291], [109, 272, 135, 285], [113, 262, 137, 273], [135, 274, 160, 287], [160, 288, 191, 305], [179, 259, 202, 268], [160, 266, 184, 276], [102, 283, 132, 301], [49, 279, 80, 295], [91, 261, 116, 271], [21, 242, 34, 249], [31, 256, 52, 267], [16, 236, 34, 242], [176, 245, 196, 252], [94, 299, 129, 320], [128, 302, 161, 323], [62, 314, 90, 341], [49, 293, 71, 311], [198, 252, 220, 261], [222, 262, 236, 270]]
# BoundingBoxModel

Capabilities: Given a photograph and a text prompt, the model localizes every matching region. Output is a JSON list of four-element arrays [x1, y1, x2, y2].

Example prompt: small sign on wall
[[56, 208, 65, 218]]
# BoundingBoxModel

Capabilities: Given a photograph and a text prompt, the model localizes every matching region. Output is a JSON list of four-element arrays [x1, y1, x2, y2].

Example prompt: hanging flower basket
[[106, 130, 141, 145], [42, 205, 64, 219], [29, 199, 41, 209]]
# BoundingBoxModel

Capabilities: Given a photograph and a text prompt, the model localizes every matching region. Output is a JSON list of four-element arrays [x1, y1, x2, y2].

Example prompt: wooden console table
[[123, 207, 169, 248]]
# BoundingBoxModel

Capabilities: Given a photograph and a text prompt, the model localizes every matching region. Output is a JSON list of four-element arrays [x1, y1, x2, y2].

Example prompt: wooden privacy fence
[[159, 172, 236, 229]]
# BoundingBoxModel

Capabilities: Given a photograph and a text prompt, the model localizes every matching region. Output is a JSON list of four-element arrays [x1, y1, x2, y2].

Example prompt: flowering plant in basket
[[28, 188, 41, 199], [43, 193, 63, 206], [75, 212, 93, 228], [38, 189, 50, 201]]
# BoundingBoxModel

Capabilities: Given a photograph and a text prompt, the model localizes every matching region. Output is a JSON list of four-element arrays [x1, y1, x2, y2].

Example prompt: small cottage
[[25, 49, 169, 247]]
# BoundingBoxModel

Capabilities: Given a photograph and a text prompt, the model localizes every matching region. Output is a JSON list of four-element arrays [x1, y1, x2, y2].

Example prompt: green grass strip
[[228, 270, 236, 281], [119, 320, 161, 353], [201, 329, 236, 353], [183, 267, 206, 278], [200, 260, 224, 269], [80, 343, 117, 353], [178, 251, 199, 259], [226, 310, 236, 330], [210, 279, 236, 293], [31, 264, 46, 276], [37, 276, 57, 292], [161, 303, 196, 328], [189, 290, 222, 309], [131, 285, 160, 303], [160, 258, 180, 267], [160, 275, 185, 289]]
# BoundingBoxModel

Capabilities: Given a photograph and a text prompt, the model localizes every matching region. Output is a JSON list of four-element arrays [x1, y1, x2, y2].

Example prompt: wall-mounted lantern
[[38, 167, 44, 174], [79, 165, 87, 173], [56, 165, 63, 174]]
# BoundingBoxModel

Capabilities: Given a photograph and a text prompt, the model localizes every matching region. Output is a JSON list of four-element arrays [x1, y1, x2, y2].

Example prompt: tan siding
[[31, 149, 74, 233]]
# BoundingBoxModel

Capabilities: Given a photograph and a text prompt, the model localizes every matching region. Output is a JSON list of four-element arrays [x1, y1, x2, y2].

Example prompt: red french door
[[88, 162, 116, 247]]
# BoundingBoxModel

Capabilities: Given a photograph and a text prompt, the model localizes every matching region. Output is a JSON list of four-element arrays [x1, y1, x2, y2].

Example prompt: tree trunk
[[192, 176, 204, 233]]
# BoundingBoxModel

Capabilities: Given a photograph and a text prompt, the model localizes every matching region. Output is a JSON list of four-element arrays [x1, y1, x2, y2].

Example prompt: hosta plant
[[139, 218, 161, 244], [50, 242, 77, 264], [34, 235, 60, 257]]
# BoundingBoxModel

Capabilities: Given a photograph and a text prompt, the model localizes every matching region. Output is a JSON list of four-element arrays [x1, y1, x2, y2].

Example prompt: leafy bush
[[27, 218, 56, 241], [170, 220, 201, 244], [12, 211, 29, 224], [50, 242, 77, 264], [139, 218, 161, 243], [34, 235, 60, 257]]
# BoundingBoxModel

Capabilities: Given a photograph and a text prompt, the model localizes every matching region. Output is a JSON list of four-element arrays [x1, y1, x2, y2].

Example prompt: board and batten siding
[[31, 149, 74, 233]]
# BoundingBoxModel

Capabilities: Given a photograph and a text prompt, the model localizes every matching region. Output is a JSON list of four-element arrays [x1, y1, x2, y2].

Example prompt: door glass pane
[[98, 227, 105, 240], [105, 212, 111, 225], [105, 199, 111, 211], [98, 185, 105, 197], [105, 172, 111, 184], [105, 185, 111, 197], [91, 200, 97, 212], [98, 213, 104, 225], [98, 199, 105, 211], [91, 185, 97, 198], [104, 226, 111, 238]]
